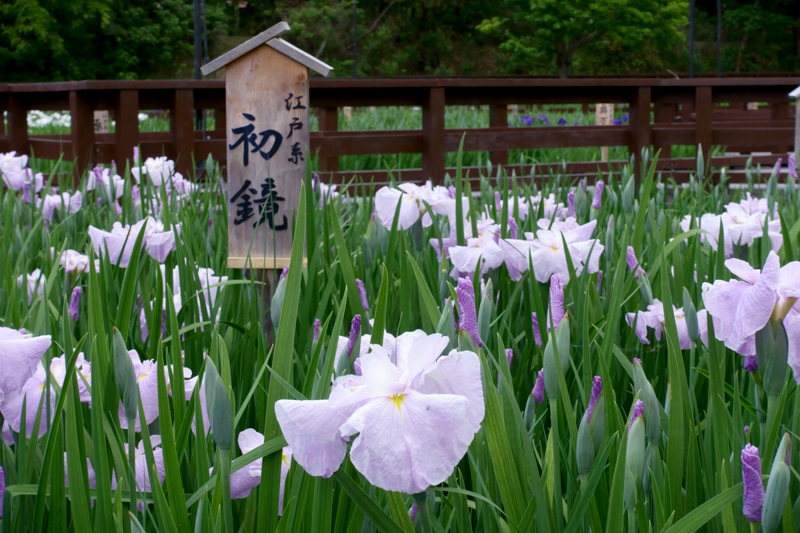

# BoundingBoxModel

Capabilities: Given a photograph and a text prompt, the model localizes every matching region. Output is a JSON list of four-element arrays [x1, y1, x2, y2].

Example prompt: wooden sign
[[595, 103, 614, 126], [201, 22, 332, 270], [93, 110, 110, 133], [596, 103, 614, 162]]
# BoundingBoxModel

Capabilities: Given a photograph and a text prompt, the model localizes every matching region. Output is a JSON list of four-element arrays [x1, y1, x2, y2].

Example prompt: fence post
[[7, 94, 28, 156], [654, 102, 675, 158], [422, 87, 445, 184], [115, 89, 140, 171], [629, 86, 652, 181], [318, 107, 339, 176], [69, 90, 94, 180], [695, 86, 713, 161], [171, 89, 195, 179], [489, 104, 508, 168]]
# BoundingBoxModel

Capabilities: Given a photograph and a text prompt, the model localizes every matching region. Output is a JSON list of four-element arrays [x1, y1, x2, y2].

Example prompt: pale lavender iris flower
[[111, 436, 166, 510], [0, 327, 52, 410], [68, 286, 82, 320], [275, 331, 484, 494], [625, 299, 692, 350]]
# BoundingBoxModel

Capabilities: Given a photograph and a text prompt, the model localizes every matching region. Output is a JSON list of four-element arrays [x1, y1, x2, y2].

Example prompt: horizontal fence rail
[[0, 77, 798, 184]]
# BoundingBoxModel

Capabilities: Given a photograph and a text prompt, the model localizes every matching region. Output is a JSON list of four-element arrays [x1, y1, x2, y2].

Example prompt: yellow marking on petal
[[138, 373, 148, 382], [389, 393, 405, 414], [281, 453, 289, 466]]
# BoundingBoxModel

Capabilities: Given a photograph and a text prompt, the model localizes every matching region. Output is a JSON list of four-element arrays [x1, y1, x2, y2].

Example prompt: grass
[[0, 145, 793, 533]]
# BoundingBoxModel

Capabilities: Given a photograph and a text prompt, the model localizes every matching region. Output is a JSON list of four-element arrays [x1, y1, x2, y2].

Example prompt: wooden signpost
[[201, 22, 332, 271], [93, 110, 110, 133], [595, 103, 614, 162]]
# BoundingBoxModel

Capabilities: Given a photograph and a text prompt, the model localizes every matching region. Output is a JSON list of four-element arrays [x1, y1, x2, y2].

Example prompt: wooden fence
[[0, 77, 798, 184]]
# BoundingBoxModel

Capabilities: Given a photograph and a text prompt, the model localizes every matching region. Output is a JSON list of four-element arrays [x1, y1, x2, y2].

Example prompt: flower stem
[[628, 508, 636, 533], [219, 449, 234, 533], [128, 423, 137, 516], [412, 492, 433, 533], [550, 398, 563, 531]]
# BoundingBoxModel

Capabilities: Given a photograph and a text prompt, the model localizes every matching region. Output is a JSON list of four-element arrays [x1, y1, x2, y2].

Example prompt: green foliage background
[[0, 0, 799, 81]]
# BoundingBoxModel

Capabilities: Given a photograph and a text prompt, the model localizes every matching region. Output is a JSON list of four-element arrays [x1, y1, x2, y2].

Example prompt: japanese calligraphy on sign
[[595, 103, 614, 126], [201, 22, 332, 269], [225, 45, 311, 267], [93, 110, 110, 133]]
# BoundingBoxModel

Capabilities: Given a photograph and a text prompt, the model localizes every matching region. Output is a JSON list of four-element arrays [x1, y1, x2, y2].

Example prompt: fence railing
[[1, 77, 797, 184]]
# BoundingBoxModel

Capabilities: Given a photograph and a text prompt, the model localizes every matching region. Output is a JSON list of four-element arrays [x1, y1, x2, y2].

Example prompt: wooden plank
[[317, 107, 339, 173], [69, 90, 94, 178], [226, 44, 308, 264], [115, 89, 139, 168], [171, 89, 195, 177], [311, 131, 423, 155], [489, 105, 508, 167], [227, 257, 308, 269], [629, 86, 652, 179], [200, 21, 290, 75], [7, 93, 28, 156], [443, 126, 630, 151], [695, 86, 713, 156], [422, 87, 445, 184], [266, 38, 333, 77]]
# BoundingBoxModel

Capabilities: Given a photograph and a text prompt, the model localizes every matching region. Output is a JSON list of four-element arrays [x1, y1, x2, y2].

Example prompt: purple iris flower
[[586, 376, 602, 422], [531, 312, 542, 347], [346, 315, 361, 358], [745, 355, 758, 372], [457, 277, 482, 347], [557, 118, 568, 126], [567, 191, 575, 217], [521, 115, 533, 126], [532, 369, 545, 403], [68, 286, 82, 320], [629, 400, 644, 431], [742, 444, 764, 522], [592, 181, 604, 210], [536, 114, 550, 126], [356, 279, 369, 312], [627, 246, 646, 279]]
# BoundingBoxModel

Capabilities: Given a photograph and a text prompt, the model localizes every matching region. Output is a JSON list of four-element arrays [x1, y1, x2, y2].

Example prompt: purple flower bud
[[346, 315, 361, 358], [774, 158, 782, 177], [356, 279, 369, 312], [531, 312, 542, 347], [279, 266, 289, 282], [633, 357, 643, 366], [448, 186, 456, 199], [508, 217, 518, 239], [579, 178, 587, 194], [457, 277, 482, 347], [745, 355, 758, 372], [354, 358, 363, 376], [495, 191, 502, 212], [592, 181, 604, 210], [409, 503, 418, 522], [532, 369, 545, 403], [68, 286, 82, 321], [0, 466, 4, 518], [312, 172, 319, 192], [133, 146, 139, 163], [789, 153, 797, 179], [744, 425, 749, 435], [548, 274, 565, 331], [505, 348, 513, 368], [567, 191, 575, 217], [21, 180, 31, 204], [596, 270, 603, 293], [313, 319, 321, 341], [742, 444, 764, 522], [629, 399, 644, 432], [626, 246, 646, 279], [586, 376, 602, 422]]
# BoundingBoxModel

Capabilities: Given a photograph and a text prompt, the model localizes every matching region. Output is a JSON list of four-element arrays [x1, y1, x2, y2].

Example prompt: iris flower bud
[[624, 400, 646, 510], [632, 358, 662, 444], [762, 433, 791, 533], [741, 443, 764, 522]]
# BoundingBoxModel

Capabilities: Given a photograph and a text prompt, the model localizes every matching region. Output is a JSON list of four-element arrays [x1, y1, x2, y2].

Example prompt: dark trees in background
[[0, 0, 798, 82]]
